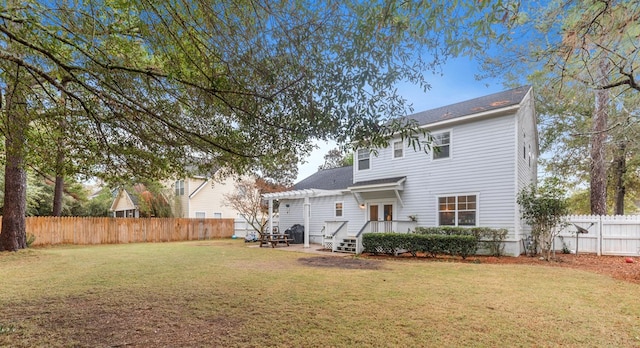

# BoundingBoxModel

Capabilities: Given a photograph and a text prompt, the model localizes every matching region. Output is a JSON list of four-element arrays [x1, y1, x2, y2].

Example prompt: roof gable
[[294, 165, 353, 190]]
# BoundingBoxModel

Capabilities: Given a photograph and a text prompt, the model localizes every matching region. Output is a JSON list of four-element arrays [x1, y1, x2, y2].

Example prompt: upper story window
[[335, 202, 343, 218], [433, 131, 450, 159], [438, 194, 477, 226], [357, 149, 370, 171], [175, 179, 185, 196], [393, 140, 403, 159]]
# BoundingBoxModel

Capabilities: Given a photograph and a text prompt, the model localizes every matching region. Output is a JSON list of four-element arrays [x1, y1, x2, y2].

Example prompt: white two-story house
[[264, 86, 537, 256]]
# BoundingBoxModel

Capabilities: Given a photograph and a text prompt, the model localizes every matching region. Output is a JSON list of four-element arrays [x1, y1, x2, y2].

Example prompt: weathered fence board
[[16, 217, 233, 246], [556, 215, 640, 256]]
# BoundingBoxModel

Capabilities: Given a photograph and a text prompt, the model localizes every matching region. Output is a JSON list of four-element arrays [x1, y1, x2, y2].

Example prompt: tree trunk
[[52, 175, 64, 216], [52, 86, 68, 217], [612, 142, 626, 215], [590, 61, 609, 216], [0, 68, 29, 251]]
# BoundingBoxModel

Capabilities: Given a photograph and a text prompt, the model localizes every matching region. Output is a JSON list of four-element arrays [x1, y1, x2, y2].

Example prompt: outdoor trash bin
[[286, 224, 304, 244]]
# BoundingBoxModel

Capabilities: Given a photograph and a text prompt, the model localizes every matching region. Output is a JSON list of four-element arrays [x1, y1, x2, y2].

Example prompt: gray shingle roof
[[351, 176, 406, 188], [294, 165, 353, 190], [408, 86, 531, 126]]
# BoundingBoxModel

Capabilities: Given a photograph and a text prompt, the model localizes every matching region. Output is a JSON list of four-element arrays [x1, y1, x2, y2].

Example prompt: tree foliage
[[0, 0, 511, 251], [223, 177, 287, 236], [517, 179, 570, 261], [485, 0, 640, 215], [318, 147, 352, 171]]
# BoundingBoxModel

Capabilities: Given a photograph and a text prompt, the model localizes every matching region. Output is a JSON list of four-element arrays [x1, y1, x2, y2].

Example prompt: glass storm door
[[369, 204, 393, 232]]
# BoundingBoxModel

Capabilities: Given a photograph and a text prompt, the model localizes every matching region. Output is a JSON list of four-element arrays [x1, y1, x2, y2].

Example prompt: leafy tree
[[133, 182, 173, 218], [485, 0, 640, 215], [517, 179, 570, 261], [0, 0, 510, 251], [318, 148, 352, 170], [85, 188, 114, 217], [224, 178, 288, 236]]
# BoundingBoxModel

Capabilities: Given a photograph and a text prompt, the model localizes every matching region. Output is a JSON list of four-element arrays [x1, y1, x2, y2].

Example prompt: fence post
[[597, 215, 602, 256]]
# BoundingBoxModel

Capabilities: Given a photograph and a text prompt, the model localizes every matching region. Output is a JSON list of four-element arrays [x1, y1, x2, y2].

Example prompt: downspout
[[304, 196, 310, 248]]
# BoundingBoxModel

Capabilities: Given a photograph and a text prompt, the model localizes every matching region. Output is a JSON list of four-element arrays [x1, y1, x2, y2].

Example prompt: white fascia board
[[418, 105, 520, 131]]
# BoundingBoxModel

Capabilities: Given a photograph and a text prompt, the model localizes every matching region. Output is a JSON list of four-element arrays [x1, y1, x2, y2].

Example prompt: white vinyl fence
[[554, 215, 640, 256], [233, 217, 279, 238]]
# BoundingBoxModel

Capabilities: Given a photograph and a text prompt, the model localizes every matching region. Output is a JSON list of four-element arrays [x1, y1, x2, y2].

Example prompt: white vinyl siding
[[353, 113, 517, 231], [174, 176, 243, 218], [278, 194, 361, 244]]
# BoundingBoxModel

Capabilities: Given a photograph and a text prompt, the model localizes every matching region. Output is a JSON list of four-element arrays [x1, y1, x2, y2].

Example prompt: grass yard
[[1, 240, 639, 347]]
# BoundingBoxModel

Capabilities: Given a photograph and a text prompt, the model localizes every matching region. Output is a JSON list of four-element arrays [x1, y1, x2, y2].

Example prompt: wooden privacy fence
[[555, 215, 640, 256], [20, 217, 234, 246]]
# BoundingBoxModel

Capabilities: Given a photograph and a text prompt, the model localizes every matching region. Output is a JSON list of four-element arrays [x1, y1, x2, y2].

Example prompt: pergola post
[[303, 196, 310, 248], [268, 198, 274, 234]]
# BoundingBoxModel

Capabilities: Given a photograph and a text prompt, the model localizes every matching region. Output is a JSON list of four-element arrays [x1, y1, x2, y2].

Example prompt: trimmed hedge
[[414, 226, 508, 257], [363, 227, 509, 258], [362, 233, 477, 259]]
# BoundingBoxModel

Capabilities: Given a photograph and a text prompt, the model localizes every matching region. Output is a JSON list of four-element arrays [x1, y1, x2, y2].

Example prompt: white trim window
[[213, 212, 222, 219], [392, 140, 404, 159], [195, 211, 206, 219], [438, 194, 477, 226], [335, 202, 344, 218], [433, 131, 450, 160], [357, 149, 370, 171], [175, 179, 185, 196]]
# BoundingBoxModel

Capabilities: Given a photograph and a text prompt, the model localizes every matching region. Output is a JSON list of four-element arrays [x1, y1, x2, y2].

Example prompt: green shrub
[[362, 233, 478, 259], [26, 233, 36, 248], [414, 226, 508, 257]]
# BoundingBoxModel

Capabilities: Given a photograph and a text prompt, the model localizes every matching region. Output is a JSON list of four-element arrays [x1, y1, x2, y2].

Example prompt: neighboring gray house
[[265, 86, 537, 255]]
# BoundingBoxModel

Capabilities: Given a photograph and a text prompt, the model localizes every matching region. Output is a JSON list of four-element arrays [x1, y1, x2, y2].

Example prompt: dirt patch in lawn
[[361, 252, 640, 284], [298, 256, 384, 270]]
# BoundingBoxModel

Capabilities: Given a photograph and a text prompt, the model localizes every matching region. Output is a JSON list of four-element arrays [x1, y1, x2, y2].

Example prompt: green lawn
[[1, 240, 639, 347]]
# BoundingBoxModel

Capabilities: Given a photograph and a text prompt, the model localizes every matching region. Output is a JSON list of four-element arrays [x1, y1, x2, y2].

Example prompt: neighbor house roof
[[408, 85, 531, 126], [294, 165, 353, 190]]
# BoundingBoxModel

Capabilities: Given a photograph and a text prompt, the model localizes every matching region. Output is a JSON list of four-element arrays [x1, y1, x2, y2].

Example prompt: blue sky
[[295, 56, 506, 182]]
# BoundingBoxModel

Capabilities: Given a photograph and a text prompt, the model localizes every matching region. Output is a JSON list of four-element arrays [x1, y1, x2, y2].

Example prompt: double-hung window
[[335, 202, 343, 218], [433, 132, 450, 159], [438, 195, 477, 226], [175, 180, 185, 196], [393, 140, 403, 159], [357, 149, 370, 171]]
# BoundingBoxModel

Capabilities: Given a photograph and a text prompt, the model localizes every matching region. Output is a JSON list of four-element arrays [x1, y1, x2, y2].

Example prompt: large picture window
[[357, 149, 370, 170], [438, 195, 477, 226], [433, 132, 450, 159]]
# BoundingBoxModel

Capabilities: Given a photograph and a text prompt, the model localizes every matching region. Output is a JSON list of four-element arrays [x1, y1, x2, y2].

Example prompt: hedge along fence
[[362, 227, 509, 259], [20, 216, 235, 246]]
